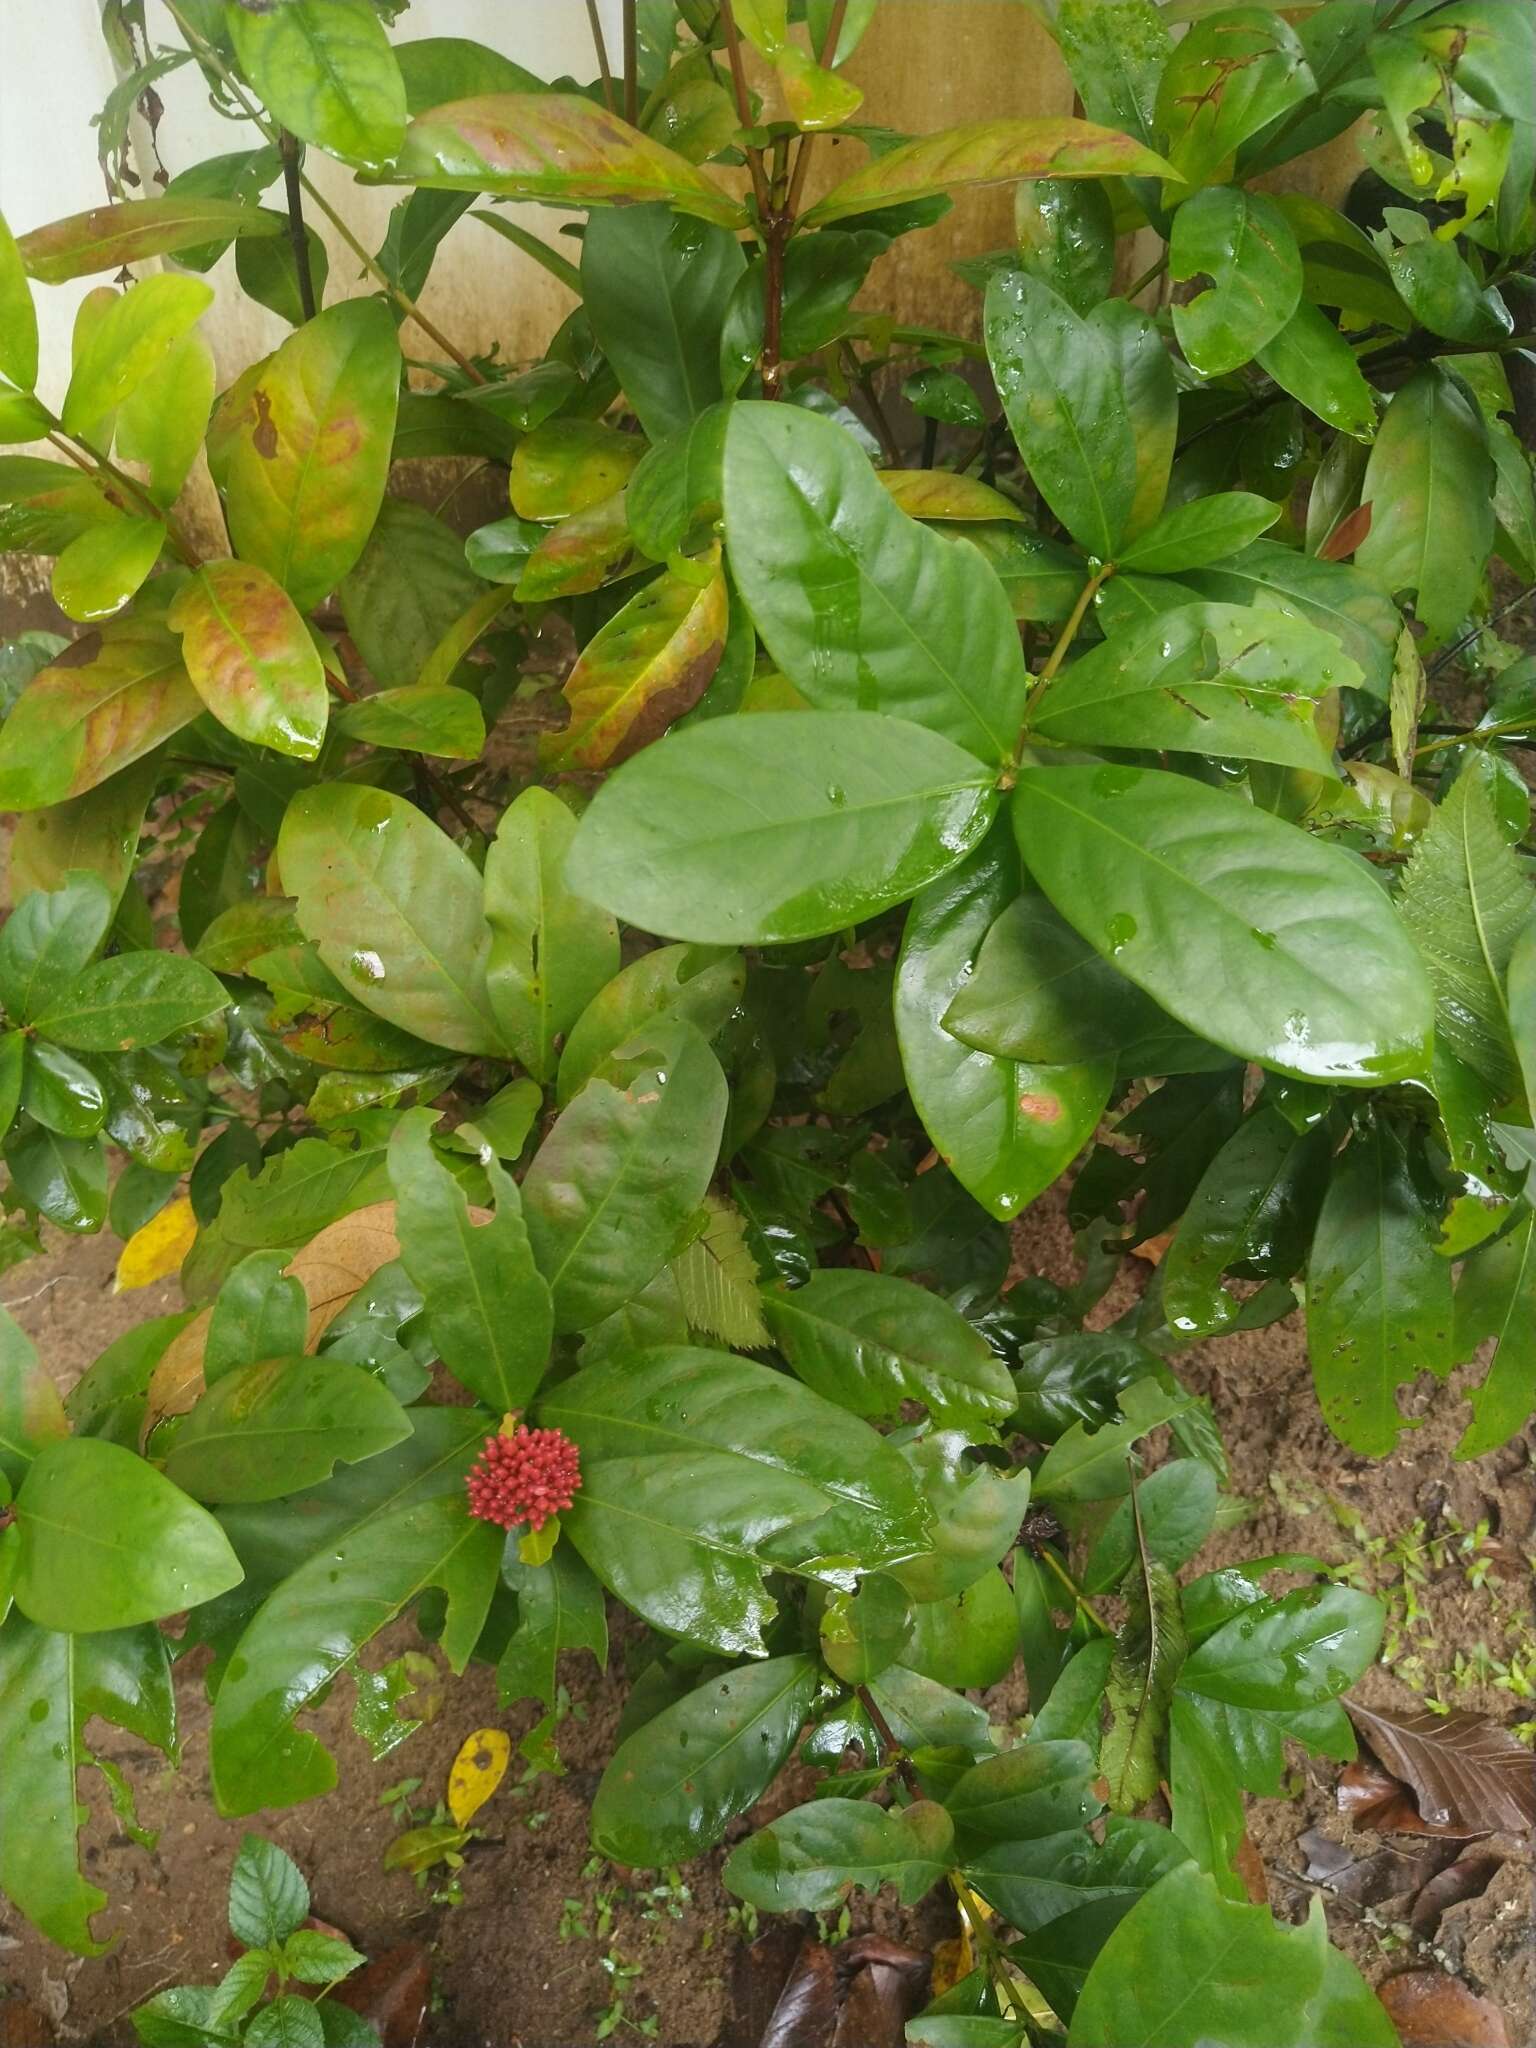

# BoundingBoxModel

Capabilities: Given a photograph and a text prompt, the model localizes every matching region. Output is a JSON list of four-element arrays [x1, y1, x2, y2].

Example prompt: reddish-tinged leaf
[[16, 197, 285, 284], [169, 558, 328, 759], [514, 490, 644, 602], [1318, 501, 1373, 562], [803, 117, 1177, 227], [1377, 1969, 1510, 2048], [761, 1939, 839, 2048], [0, 621, 200, 812], [545, 552, 727, 770], [1347, 1703, 1536, 1836], [394, 93, 746, 227], [328, 1942, 432, 2048]]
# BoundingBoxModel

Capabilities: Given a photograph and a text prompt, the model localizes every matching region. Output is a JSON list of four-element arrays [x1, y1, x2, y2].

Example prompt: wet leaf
[[446, 1727, 510, 1826], [61, 273, 212, 437], [1170, 187, 1302, 376], [395, 92, 745, 227], [51, 518, 165, 626], [0, 620, 200, 813], [725, 1797, 954, 1910], [334, 685, 484, 759], [1155, 8, 1316, 187], [16, 196, 284, 283], [228, 0, 407, 171], [803, 118, 1175, 228], [0, 208, 38, 390], [169, 559, 328, 760]]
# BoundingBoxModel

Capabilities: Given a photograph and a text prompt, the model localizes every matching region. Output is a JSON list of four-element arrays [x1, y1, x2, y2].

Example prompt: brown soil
[[1, 1196, 1532, 2048]]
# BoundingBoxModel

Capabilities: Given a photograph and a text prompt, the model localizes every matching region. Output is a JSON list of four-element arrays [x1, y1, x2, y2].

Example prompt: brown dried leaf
[[140, 1308, 212, 1446], [285, 1199, 402, 1349], [1338, 1758, 1479, 1838], [1409, 1854, 1502, 1941], [1298, 1824, 1442, 1904], [1348, 1704, 1536, 1836], [831, 1965, 909, 2048], [1232, 1830, 1269, 1905], [761, 1939, 839, 2048], [1377, 1969, 1510, 2048], [1318, 500, 1373, 562]]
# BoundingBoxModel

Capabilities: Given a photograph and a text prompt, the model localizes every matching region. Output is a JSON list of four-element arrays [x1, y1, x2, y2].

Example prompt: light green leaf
[[60, 273, 213, 436], [0, 208, 39, 390], [1169, 187, 1301, 377], [115, 331, 217, 507], [557, 941, 742, 1105], [566, 710, 997, 947], [278, 783, 503, 1058], [1115, 494, 1280, 575], [31, 949, 225, 1051], [1013, 765, 1434, 1085], [228, 0, 407, 170], [1183, 539, 1400, 698], [498, 1542, 608, 1717], [1101, 1545, 1187, 1814], [0, 871, 112, 1025], [165, 1355, 410, 1504], [1155, 7, 1316, 187], [1254, 303, 1377, 443], [50, 519, 165, 626], [333, 684, 484, 758], [671, 1195, 771, 1348], [16, 197, 284, 283], [169, 558, 327, 759], [0, 1308, 68, 1492], [1454, 1208, 1536, 1458], [13, 1437, 242, 1631], [722, 402, 1028, 762]]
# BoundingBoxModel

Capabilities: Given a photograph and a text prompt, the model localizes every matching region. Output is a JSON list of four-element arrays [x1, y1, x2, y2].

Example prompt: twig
[[278, 130, 317, 321], [44, 423, 199, 566], [1426, 581, 1536, 678], [1038, 1545, 1114, 1636], [622, 0, 639, 124], [585, 0, 615, 113], [164, 0, 486, 383], [1122, 252, 1168, 303], [1020, 564, 1113, 727]]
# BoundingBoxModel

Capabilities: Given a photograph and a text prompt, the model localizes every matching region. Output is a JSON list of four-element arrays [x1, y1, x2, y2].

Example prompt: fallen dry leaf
[[1347, 1703, 1536, 1836], [1298, 1825, 1442, 1905], [140, 1307, 212, 1446], [1233, 1830, 1269, 1905], [1338, 1759, 1479, 1838], [1408, 1854, 1503, 1941], [1377, 1969, 1510, 2048], [286, 1199, 401, 1349], [760, 1938, 838, 2048], [114, 1195, 197, 1291], [446, 1726, 510, 1826]]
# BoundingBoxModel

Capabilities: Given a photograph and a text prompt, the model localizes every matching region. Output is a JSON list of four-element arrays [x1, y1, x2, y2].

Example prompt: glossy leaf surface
[[169, 560, 327, 760]]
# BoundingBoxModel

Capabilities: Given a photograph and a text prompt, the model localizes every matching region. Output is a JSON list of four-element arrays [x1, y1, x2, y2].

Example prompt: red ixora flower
[[465, 1420, 581, 1532]]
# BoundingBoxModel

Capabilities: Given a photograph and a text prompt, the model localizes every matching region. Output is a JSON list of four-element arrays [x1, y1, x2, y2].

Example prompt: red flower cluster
[[465, 1422, 581, 1532]]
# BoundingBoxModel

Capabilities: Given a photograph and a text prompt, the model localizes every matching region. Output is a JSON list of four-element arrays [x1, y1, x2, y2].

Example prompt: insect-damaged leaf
[[169, 559, 328, 760], [544, 552, 728, 771]]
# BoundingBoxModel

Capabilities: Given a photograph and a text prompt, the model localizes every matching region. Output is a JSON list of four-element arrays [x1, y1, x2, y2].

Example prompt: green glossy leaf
[[51, 518, 165, 626], [581, 204, 744, 442], [334, 685, 484, 758], [181, 1134, 393, 1304], [165, 1355, 410, 1504], [1068, 1865, 1396, 2048], [395, 92, 745, 227], [1015, 177, 1115, 316], [235, 216, 329, 328], [764, 1269, 1015, 1428], [986, 270, 1136, 560], [541, 1345, 932, 1657], [1398, 756, 1533, 1099], [61, 273, 213, 436], [1013, 765, 1434, 1085], [671, 1193, 771, 1349], [558, 942, 741, 1106], [1454, 1209, 1536, 1458], [1387, 235, 1513, 347], [229, 1834, 309, 1949], [1155, 8, 1316, 187], [1356, 365, 1495, 649], [21, 1041, 106, 1138], [0, 1309, 68, 1492], [1163, 1108, 1331, 1341], [965, 1814, 1186, 1940], [1054, 0, 1171, 158], [210, 1493, 500, 1814], [626, 405, 729, 560], [1253, 303, 1377, 442], [523, 1018, 726, 1332], [394, 36, 543, 112], [1034, 1378, 1191, 1507], [891, 1436, 1031, 1607], [337, 499, 486, 687], [116, 331, 217, 508], [229, 0, 406, 169], [1306, 1119, 1454, 1455], [546, 553, 728, 770], [1084, 1461, 1219, 1598], [9, 760, 156, 910], [593, 1654, 819, 1865], [896, 837, 1113, 1223], [498, 1541, 608, 1719], [1183, 540, 1400, 698], [1029, 602, 1347, 770], [31, 949, 223, 1052], [2, 1124, 106, 1233], [278, 783, 503, 1057], [1115, 494, 1279, 575], [205, 1251, 307, 1387], [569, 710, 996, 947], [511, 420, 643, 522], [388, 1108, 552, 1412], [722, 402, 1026, 761], [224, 299, 401, 614], [0, 1616, 173, 1952], [803, 119, 1176, 228], [0, 872, 112, 1024], [13, 1437, 241, 1631], [820, 1573, 913, 1685], [0, 208, 38, 390], [0, 621, 199, 813], [17, 197, 284, 284], [169, 559, 327, 760], [725, 1796, 954, 1909], [1169, 187, 1301, 377], [902, 1566, 1021, 1689]]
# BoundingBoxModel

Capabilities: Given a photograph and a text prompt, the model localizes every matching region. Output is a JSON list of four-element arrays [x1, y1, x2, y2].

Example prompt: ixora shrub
[[0, 0, 1533, 2038]]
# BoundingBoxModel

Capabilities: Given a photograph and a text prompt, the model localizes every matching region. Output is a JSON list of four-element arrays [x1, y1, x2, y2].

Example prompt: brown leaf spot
[[1017, 1090, 1063, 1121], [251, 387, 279, 459], [52, 631, 104, 670]]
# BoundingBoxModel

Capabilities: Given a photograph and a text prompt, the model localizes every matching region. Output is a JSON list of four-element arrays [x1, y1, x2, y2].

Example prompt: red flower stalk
[[465, 1421, 581, 1532]]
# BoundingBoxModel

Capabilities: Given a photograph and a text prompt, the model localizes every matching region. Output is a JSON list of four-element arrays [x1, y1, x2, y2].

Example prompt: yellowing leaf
[[284, 1199, 403, 1350], [447, 1727, 511, 1825], [114, 1196, 197, 1292]]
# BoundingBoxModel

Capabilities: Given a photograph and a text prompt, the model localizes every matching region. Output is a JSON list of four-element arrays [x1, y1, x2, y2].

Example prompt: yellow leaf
[[447, 1727, 510, 1827], [115, 1196, 197, 1292]]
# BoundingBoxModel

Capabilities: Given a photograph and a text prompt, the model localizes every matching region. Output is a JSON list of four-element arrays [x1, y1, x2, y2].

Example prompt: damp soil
[[1, 1194, 1532, 2048]]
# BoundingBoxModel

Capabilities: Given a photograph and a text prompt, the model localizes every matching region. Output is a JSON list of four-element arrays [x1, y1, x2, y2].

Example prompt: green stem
[[1122, 252, 1168, 303], [1019, 564, 1113, 729], [1039, 1545, 1114, 1636], [44, 422, 199, 567], [1415, 713, 1536, 758]]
